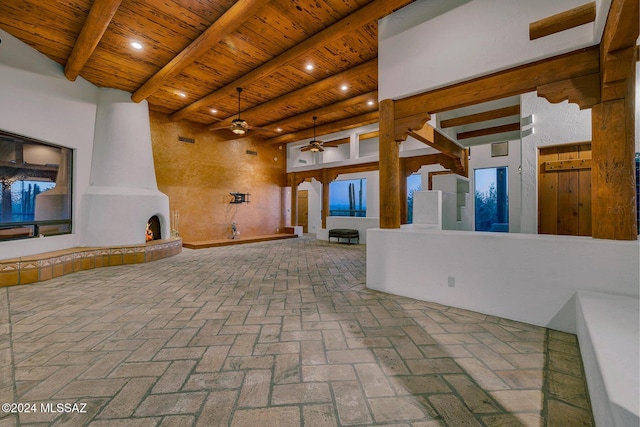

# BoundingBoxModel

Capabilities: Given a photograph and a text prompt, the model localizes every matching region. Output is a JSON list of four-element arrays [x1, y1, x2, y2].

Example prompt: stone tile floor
[[0, 236, 593, 426]]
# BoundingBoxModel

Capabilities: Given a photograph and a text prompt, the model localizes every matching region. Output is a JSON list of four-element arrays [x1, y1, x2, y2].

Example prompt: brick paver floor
[[0, 236, 593, 426]]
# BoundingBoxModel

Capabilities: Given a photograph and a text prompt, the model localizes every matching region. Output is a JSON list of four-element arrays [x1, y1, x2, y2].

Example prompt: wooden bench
[[328, 229, 359, 244]]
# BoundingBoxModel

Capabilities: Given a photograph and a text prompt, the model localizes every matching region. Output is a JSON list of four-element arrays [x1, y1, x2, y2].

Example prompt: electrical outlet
[[448, 276, 455, 287]]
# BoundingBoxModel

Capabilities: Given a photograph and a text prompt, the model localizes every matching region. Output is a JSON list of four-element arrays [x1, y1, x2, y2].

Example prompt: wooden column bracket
[[408, 124, 468, 177], [537, 73, 601, 110]]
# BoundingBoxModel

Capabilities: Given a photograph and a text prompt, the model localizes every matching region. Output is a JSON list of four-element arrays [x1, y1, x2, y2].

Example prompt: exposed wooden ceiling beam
[[131, 0, 270, 103], [268, 112, 379, 145], [263, 91, 378, 133], [440, 105, 521, 128], [64, 0, 122, 81], [456, 122, 520, 140], [600, 0, 639, 101], [529, 2, 596, 40], [408, 125, 463, 160], [322, 137, 350, 146], [360, 131, 379, 140], [394, 46, 600, 122], [209, 59, 377, 128], [169, 0, 411, 121]]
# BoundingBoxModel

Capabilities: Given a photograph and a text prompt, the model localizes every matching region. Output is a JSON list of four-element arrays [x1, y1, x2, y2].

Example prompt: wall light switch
[[448, 276, 455, 287]]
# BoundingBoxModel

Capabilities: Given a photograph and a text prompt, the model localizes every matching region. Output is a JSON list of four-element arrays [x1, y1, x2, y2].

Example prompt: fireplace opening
[[146, 215, 161, 241]]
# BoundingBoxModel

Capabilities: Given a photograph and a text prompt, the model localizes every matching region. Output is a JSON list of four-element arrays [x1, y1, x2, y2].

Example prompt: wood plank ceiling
[[0, 0, 416, 143]]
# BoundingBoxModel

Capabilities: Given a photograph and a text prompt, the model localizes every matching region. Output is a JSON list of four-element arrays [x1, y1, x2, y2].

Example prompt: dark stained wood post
[[379, 99, 401, 228], [591, 87, 636, 239], [322, 169, 330, 229], [590, 0, 638, 240]]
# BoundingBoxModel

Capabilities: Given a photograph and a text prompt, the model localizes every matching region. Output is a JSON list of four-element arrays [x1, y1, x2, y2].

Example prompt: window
[[0, 131, 72, 240], [475, 167, 508, 232], [329, 179, 366, 217], [407, 174, 422, 224]]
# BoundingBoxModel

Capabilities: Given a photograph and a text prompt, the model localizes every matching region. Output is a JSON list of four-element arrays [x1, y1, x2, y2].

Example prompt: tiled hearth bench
[[0, 238, 182, 287]]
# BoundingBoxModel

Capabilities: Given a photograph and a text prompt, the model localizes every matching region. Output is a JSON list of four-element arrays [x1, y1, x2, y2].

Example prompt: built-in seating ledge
[[0, 238, 182, 287], [576, 290, 639, 427]]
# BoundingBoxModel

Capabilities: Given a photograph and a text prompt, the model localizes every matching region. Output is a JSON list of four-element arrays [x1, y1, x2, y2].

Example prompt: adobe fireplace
[[78, 89, 170, 246], [146, 215, 161, 241]]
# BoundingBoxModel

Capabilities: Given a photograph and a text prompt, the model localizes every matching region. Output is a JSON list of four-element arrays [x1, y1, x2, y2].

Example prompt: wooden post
[[321, 169, 330, 229], [589, 0, 638, 240], [379, 99, 401, 228], [591, 94, 637, 239]]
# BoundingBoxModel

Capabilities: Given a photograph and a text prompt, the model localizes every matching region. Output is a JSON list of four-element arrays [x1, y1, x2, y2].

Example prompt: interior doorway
[[538, 142, 592, 236], [297, 189, 308, 233], [475, 167, 508, 232]]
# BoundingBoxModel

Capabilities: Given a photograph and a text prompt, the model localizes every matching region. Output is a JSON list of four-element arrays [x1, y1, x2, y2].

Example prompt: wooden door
[[297, 190, 308, 233], [539, 143, 592, 236]]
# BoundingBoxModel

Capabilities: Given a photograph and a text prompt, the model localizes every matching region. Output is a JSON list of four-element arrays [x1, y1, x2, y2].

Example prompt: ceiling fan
[[300, 116, 340, 152], [210, 87, 261, 135]]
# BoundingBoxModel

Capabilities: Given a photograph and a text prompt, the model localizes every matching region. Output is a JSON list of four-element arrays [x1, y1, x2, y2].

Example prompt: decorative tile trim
[[0, 238, 182, 287]]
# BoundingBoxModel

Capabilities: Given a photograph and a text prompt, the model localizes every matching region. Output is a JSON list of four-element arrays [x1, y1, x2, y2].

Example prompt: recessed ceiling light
[[340, 84, 348, 91], [179, 92, 186, 98], [305, 64, 314, 71], [276, 128, 283, 133], [130, 41, 143, 50], [367, 100, 375, 106], [210, 108, 218, 114]]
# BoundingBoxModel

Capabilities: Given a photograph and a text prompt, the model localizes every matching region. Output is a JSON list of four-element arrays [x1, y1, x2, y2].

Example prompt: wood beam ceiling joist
[[408, 125, 463, 160], [131, 0, 271, 103], [393, 46, 600, 123], [287, 153, 453, 185], [209, 60, 376, 131], [268, 112, 379, 145], [64, 0, 122, 81], [360, 131, 379, 140], [322, 137, 350, 147], [456, 122, 521, 140], [262, 91, 378, 134], [169, 0, 408, 122], [440, 105, 521, 128], [529, 2, 596, 40]]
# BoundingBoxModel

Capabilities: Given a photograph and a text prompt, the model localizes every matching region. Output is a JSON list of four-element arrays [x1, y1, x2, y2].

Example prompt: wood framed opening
[[538, 142, 592, 236]]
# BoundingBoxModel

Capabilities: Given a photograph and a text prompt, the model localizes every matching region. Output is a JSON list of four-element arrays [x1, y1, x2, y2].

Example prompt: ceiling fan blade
[[207, 119, 232, 130], [322, 141, 340, 147], [209, 124, 233, 131], [300, 145, 313, 152], [247, 125, 277, 135]]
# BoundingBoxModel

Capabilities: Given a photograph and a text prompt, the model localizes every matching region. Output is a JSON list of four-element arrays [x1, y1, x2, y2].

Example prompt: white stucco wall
[[79, 89, 170, 246], [0, 29, 97, 257], [367, 228, 639, 332], [298, 180, 322, 234], [0, 29, 169, 256], [379, 0, 609, 100], [520, 92, 592, 234]]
